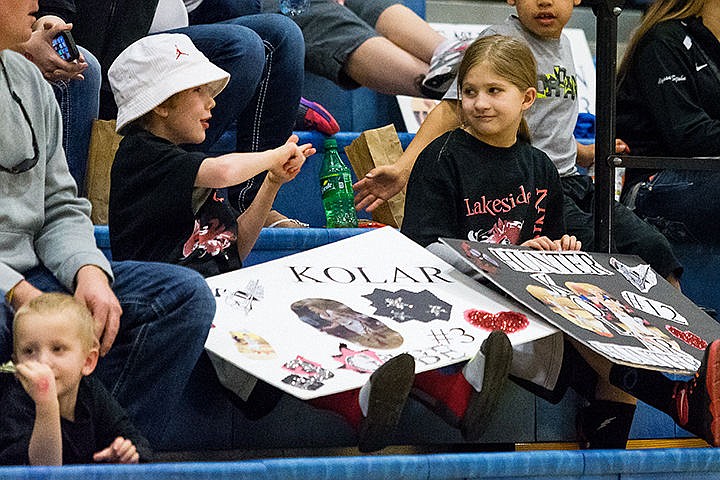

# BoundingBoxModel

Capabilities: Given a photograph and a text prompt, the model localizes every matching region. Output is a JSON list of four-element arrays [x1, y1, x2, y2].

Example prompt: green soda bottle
[[319, 138, 358, 228]]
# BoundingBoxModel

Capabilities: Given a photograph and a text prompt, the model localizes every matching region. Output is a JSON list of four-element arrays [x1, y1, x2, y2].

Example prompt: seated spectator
[[354, 0, 683, 290], [36, 0, 310, 226], [0, 3, 216, 451], [0, 293, 152, 465], [401, 33, 720, 449], [107, 34, 312, 275], [262, 0, 470, 98], [616, 0, 720, 245]]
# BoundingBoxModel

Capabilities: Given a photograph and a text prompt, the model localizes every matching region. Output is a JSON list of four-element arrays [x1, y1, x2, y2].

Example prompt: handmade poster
[[440, 238, 720, 376], [397, 23, 596, 133], [204, 227, 558, 400]]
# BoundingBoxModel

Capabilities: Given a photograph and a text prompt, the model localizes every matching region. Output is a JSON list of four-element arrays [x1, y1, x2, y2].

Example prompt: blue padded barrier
[[4, 449, 720, 479], [244, 227, 368, 266]]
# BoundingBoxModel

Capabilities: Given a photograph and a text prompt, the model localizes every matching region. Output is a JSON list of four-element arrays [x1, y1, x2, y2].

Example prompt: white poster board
[[398, 22, 596, 133], [204, 227, 558, 400]]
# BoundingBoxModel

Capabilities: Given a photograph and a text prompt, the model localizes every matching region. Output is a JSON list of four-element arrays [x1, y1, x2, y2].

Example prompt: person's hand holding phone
[[19, 16, 88, 82]]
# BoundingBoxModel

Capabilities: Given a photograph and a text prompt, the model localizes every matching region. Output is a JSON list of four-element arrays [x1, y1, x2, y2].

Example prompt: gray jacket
[[0, 50, 112, 294]]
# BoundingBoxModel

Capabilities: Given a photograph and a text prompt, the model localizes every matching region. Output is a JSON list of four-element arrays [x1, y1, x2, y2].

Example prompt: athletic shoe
[[576, 400, 636, 449], [672, 339, 720, 446], [460, 330, 513, 441], [358, 353, 415, 452], [295, 97, 340, 136], [421, 40, 470, 99]]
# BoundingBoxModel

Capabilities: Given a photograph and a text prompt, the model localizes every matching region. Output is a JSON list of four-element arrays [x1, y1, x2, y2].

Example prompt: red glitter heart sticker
[[464, 309, 529, 334], [666, 325, 708, 350]]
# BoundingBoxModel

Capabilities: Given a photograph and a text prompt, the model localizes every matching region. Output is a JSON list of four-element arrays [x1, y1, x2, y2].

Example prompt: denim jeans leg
[[50, 47, 101, 196], [227, 13, 305, 152], [91, 261, 216, 446], [188, 0, 262, 23], [561, 175, 681, 277], [224, 14, 305, 210], [635, 169, 720, 243]]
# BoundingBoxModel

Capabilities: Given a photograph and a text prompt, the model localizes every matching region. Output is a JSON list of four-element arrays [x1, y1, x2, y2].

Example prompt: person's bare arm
[[16, 362, 62, 466], [353, 99, 460, 212], [235, 142, 312, 260]]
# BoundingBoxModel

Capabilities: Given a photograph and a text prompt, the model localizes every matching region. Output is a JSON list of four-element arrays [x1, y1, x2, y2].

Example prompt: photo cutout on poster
[[439, 237, 720, 375], [291, 298, 404, 349]]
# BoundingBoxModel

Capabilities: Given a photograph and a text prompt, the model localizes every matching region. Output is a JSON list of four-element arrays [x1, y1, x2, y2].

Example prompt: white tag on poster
[[204, 227, 558, 400]]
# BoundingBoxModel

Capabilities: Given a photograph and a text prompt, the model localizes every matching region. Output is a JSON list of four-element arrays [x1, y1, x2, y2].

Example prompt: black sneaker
[[672, 339, 720, 446], [460, 330, 513, 441], [358, 353, 415, 453], [576, 400, 636, 449], [421, 40, 469, 99]]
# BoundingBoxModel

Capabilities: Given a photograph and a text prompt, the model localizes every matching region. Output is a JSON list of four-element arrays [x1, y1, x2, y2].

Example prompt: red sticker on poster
[[666, 325, 708, 350], [464, 309, 529, 334]]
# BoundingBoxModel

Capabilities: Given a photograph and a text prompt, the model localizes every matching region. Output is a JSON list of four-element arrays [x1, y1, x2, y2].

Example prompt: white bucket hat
[[109, 33, 230, 133]]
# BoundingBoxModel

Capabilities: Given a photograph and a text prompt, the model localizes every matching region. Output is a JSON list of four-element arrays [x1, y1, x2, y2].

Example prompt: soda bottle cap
[[324, 138, 338, 149]]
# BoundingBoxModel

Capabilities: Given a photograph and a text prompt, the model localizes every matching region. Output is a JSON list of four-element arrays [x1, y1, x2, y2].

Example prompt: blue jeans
[[0, 261, 216, 446], [189, 0, 262, 22], [632, 169, 720, 244], [169, 14, 304, 211], [50, 47, 100, 196]]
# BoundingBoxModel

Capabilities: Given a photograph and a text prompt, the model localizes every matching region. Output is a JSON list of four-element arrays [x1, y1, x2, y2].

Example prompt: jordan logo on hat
[[175, 45, 189, 60]]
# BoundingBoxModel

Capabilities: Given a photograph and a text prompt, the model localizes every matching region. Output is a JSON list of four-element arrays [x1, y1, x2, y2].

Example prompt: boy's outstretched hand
[[268, 135, 315, 184], [522, 234, 581, 251], [93, 436, 139, 464]]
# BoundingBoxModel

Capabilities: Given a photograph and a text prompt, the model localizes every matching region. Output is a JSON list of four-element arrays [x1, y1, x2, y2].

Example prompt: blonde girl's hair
[[457, 34, 537, 143], [13, 292, 98, 352], [618, 0, 705, 82]]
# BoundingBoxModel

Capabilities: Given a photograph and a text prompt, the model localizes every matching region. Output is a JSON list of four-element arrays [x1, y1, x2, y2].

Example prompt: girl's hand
[[93, 437, 139, 464], [521, 236, 558, 251], [15, 361, 58, 406], [553, 234, 582, 251]]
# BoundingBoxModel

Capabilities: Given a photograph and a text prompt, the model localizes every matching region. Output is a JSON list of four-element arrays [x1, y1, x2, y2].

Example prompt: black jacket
[[616, 17, 720, 188]]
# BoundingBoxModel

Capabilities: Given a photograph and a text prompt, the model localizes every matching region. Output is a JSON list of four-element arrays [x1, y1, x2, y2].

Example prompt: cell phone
[[52, 31, 80, 62]]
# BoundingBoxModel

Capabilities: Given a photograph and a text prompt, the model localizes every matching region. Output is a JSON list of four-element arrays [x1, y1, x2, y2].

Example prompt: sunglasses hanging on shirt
[[0, 57, 39, 174]]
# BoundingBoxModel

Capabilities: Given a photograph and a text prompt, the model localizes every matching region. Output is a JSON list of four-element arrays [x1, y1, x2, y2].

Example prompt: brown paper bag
[[345, 124, 406, 228], [86, 119, 122, 225]]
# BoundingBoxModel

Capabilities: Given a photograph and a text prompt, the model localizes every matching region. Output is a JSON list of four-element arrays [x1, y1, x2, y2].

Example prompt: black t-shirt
[[402, 128, 565, 247], [0, 376, 152, 465], [109, 129, 241, 277]]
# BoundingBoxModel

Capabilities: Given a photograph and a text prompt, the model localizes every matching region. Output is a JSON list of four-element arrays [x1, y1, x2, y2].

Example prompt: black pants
[[561, 174, 682, 279]]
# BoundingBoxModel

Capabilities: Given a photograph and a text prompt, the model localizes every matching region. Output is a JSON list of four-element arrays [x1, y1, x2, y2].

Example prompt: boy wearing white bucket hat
[[108, 34, 422, 453], [107, 33, 313, 277]]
